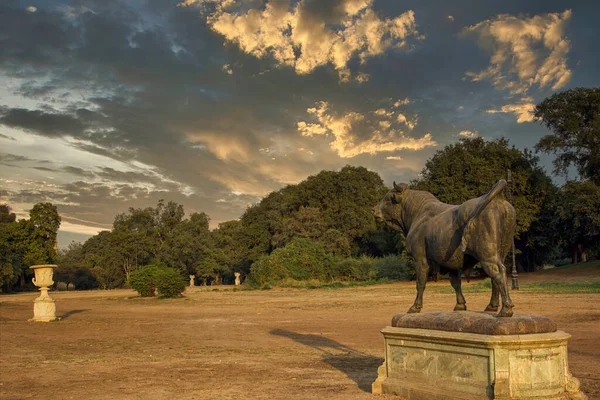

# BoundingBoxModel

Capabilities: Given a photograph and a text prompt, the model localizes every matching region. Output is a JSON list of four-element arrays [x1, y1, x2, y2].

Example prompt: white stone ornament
[[29, 264, 58, 322], [234, 272, 241, 286]]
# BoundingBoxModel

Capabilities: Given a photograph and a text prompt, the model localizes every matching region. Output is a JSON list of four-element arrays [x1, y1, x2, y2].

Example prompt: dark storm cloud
[[0, 108, 85, 137], [0, 153, 34, 166], [33, 166, 56, 172], [62, 166, 96, 179]]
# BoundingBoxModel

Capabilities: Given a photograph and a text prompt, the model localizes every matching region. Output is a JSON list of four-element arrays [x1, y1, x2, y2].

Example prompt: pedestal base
[[29, 297, 58, 322], [372, 313, 586, 400]]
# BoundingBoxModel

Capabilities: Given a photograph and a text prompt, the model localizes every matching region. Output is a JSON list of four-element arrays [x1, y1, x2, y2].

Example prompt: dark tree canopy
[[0, 204, 16, 224], [552, 181, 600, 263], [534, 87, 600, 184], [0, 203, 61, 291]]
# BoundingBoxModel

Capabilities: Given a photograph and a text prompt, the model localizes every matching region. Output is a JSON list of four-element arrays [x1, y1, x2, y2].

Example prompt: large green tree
[[237, 165, 389, 264], [0, 203, 61, 291], [534, 87, 600, 184], [552, 181, 600, 263]]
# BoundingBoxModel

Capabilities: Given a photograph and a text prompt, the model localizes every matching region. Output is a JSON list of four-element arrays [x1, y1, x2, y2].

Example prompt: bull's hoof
[[496, 307, 514, 318], [454, 304, 467, 311], [407, 305, 422, 314], [484, 305, 499, 312]]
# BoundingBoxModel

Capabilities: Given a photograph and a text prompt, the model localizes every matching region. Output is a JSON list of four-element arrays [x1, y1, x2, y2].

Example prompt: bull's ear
[[393, 181, 408, 192]]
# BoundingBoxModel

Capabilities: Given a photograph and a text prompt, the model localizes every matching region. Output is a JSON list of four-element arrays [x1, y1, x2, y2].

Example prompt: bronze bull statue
[[373, 180, 516, 317]]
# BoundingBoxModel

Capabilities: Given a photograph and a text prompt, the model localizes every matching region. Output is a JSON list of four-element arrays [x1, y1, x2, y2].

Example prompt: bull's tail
[[460, 179, 508, 252]]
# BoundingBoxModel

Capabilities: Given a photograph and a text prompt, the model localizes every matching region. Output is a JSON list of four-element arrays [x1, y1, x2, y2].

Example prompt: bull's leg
[[449, 270, 467, 311], [484, 279, 500, 312], [408, 260, 429, 313], [480, 260, 514, 317]]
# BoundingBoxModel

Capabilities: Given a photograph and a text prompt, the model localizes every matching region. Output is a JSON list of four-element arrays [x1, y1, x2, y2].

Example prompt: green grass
[[434, 280, 600, 294], [516, 281, 600, 293], [243, 278, 394, 291]]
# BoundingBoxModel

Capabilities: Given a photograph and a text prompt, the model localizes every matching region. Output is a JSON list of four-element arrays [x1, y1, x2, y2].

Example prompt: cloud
[[0, 133, 16, 140], [297, 100, 436, 158], [462, 10, 572, 94], [385, 156, 402, 160], [26, 6, 37, 13], [60, 220, 109, 236], [486, 97, 535, 123], [182, 0, 422, 81], [0, 108, 86, 137], [458, 130, 478, 138], [222, 63, 233, 75]]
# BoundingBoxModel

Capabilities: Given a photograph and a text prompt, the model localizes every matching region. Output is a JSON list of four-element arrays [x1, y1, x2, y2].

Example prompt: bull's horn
[[393, 182, 408, 192]]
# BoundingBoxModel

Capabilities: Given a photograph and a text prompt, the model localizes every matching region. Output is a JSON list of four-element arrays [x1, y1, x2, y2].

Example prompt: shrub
[[130, 265, 186, 298], [129, 265, 160, 297], [153, 267, 187, 298], [249, 238, 335, 286], [332, 256, 377, 281], [374, 254, 414, 281]]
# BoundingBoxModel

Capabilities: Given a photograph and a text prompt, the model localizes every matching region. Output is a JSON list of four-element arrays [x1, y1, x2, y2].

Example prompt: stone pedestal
[[29, 264, 58, 322], [189, 275, 195, 287], [372, 312, 586, 400]]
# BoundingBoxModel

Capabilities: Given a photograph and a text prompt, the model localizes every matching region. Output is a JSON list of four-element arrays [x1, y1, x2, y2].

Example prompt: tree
[[534, 87, 600, 184], [0, 204, 16, 224], [237, 165, 389, 266], [0, 203, 61, 291], [411, 137, 556, 270], [552, 181, 600, 263], [82, 231, 125, 289]]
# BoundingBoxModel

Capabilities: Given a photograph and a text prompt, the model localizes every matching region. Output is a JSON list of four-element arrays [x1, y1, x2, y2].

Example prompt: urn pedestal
[[29, 264, 58, 322], [372, 312, 587, 399]]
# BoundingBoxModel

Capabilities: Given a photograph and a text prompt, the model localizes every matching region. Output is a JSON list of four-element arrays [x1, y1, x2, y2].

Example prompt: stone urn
[[29, 264, 58, 322], [234, 272, 241, 286]]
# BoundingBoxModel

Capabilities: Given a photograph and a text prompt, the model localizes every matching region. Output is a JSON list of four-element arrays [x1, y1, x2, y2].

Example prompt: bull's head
[[373, 181, 409, 233]]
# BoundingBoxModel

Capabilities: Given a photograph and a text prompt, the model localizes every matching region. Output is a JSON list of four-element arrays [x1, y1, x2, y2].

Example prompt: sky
[[1, 0, 599, 247]]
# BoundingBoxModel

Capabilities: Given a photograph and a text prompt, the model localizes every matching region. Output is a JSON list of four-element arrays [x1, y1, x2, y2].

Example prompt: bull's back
[[420, 197, 515, 268]]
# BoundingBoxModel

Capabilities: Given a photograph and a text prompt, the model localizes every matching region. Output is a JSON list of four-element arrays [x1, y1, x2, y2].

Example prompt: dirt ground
[[1, 267, 599, 400]]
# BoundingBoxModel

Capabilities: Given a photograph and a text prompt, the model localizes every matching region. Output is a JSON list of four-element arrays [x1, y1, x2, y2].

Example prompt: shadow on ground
[[60, 309, 88, 319], [270, 329, 382, 392]]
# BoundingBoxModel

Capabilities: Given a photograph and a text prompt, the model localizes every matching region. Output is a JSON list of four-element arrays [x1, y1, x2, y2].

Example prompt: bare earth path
[[1, 270, 599, 399]]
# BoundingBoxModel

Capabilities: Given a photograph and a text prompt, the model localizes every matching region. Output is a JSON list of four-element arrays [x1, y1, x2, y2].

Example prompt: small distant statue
[[189, 275, 195, 287], [373, 180, 516, 317], [234, 272, 241, 286], [213, 274, 221, 285]]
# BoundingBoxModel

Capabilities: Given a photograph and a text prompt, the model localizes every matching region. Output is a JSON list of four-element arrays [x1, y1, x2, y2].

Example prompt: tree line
[[1, 88, 598, 292]]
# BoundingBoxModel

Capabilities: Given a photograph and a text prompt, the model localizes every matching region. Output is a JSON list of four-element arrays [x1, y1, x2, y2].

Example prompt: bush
[[331, 256, 377, 281], [374, 254, 414, 281], [129, 265, 160, 297], [129, 265, 186, 298], [154, 267, 187, 298], [249, 238, 336, 286]]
